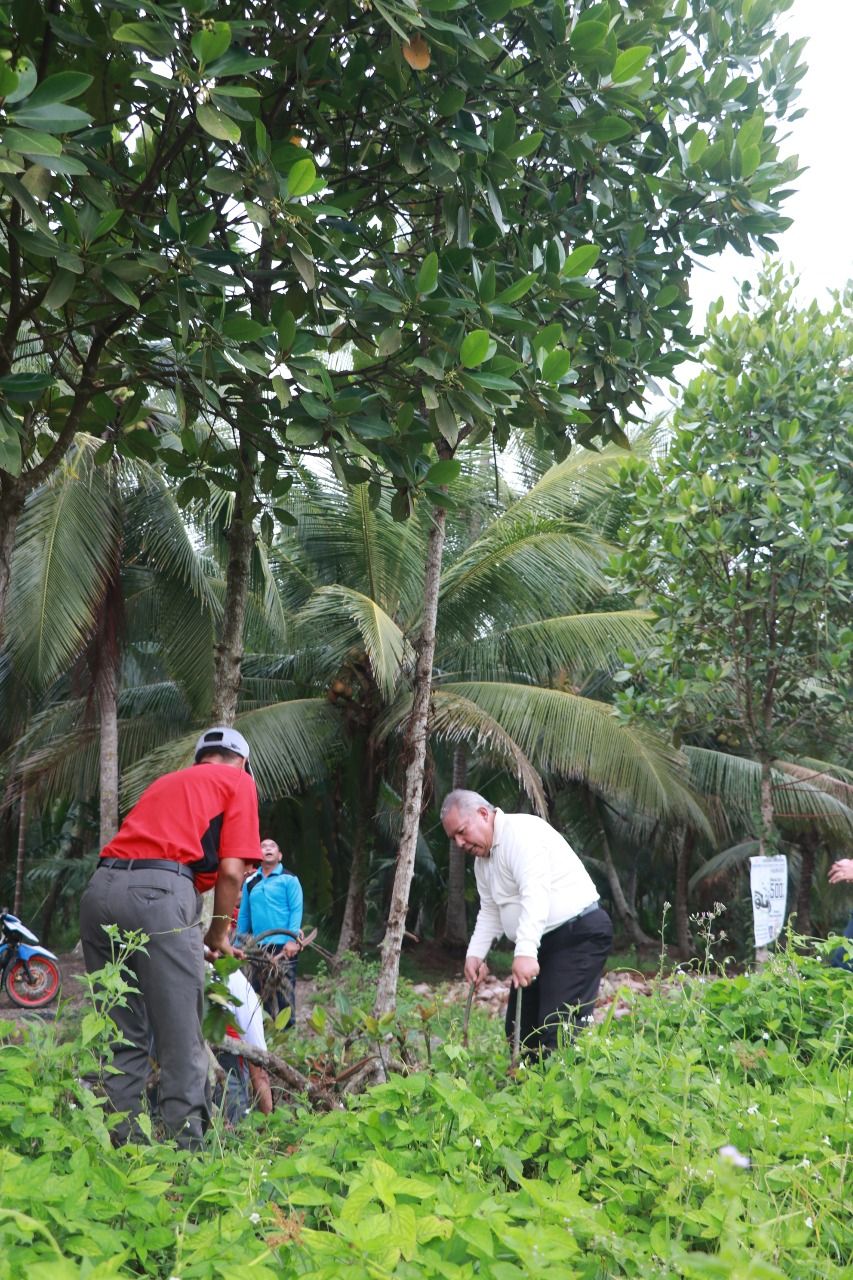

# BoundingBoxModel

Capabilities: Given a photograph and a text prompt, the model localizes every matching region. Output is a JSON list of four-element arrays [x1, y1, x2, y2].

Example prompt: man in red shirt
[[80, 726, 261, 1149]]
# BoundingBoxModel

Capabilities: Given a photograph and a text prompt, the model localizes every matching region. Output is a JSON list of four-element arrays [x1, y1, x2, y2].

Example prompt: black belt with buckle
[[98, 857, 194, 882]]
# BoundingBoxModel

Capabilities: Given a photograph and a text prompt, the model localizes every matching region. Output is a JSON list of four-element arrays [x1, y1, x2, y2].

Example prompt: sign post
[[749, 854, 787, 963]]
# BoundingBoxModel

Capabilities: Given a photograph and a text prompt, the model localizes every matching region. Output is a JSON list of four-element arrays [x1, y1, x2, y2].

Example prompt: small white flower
[[822, 1135, 831, 1146], [747, 1104, 759, 1116], [714, 1075, 721, 1085], [473, 1137, 482, 1148], [717, 1045, 725, 1052], [801, 1157, 811, 1169], [762, 1031, 770, 1041], [249, 1212, 261, 1224], [805, 1216, 814, 1230], [718, 1144, 750, 1169]]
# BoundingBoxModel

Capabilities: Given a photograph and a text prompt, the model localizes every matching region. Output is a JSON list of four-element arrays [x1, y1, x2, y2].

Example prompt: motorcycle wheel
[[6, 956, 61, 1007]]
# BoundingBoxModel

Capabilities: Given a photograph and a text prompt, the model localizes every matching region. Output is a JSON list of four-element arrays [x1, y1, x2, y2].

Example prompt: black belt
[[567, 900, 599, 924], [98, 857, 195, 882]]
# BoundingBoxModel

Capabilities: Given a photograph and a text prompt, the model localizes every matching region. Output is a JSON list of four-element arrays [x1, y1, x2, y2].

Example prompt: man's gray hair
[[440, 789, 495, 821]]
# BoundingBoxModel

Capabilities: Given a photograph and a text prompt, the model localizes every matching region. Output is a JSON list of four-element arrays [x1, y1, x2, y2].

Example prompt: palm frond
[[415, 687, 546, 816], [299, 586, 410, 699], [686, 747, 853, 843], [6, 444, 122, 689], [688, 840, 761, 890], [433, 682, 708, 829], [121, 699, 345, 806], [773, 759, 853, 807], [446, 609, 655, 683], [438, 523, 612, 636]]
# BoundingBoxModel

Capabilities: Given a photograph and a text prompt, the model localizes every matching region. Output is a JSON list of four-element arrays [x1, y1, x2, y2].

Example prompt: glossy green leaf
[[416, 251, 439, 295], [102, 272, 140, 309], [0, 127, 62, 156], [287, 157, 316, 197], [191, 22, 232, 67], [542, 349, 572, 382], [42, 270, 76, 312], [460, 329, 492, 368], [3, 57, 36, 104], [562, 244, 601, 276], [196, 103, 241, 143], [0, 431, 22, 476], [25, 72, 94, 105], [112, 23, 176, 56], [10, 102, 91, 131], [426, 458, 461, 486], [0, 372, 56, 401], [611, 45, 652, 83]]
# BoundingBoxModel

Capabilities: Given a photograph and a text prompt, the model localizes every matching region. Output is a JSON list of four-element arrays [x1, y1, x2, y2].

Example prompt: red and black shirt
[[101, 763, 261, 892]]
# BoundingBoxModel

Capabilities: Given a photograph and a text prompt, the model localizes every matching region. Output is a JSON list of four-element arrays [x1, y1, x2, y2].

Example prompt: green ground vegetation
[[0, 943, 850, 1279]]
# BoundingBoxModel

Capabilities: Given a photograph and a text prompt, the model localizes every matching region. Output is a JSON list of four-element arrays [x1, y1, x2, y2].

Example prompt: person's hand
[[511, 955, 540, 989], [283, 940, 300, 958], [464, 955, 489, 986], [204, 927, 243, 959], [829, 858, 853, 885]]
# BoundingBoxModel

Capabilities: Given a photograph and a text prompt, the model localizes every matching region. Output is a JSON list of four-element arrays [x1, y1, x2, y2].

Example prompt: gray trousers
[[80, 864, 210, 1149]]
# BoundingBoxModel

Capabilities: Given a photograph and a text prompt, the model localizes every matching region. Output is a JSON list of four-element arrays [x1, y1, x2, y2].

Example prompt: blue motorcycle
[[0, 909, 61, 1008]]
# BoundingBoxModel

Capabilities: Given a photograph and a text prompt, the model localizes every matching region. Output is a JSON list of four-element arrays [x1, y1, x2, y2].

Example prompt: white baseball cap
[[194, 726, 252, 773]]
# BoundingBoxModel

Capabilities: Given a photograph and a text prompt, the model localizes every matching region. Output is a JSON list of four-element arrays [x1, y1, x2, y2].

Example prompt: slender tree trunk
[[755, 756, 776, 963], [13, 784, 27, 916], [336, 743, 377, 959], [97, 646, 120, 847], [0, 486, 25, 640], [212, 457, 256, 724], [795, 831, 816, 937], [374, 506, 447, 1016], [595, 798, 654, 947], [443, 743, 469, 946], [758, 758, 775, 857], [674, 829, 694, 960]]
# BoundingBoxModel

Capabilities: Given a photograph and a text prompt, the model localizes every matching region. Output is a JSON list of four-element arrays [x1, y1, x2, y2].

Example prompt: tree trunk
[[0, 486, 25, 641], [758, 758, 775, 857], [374, 505, 447, 1016], [595, 798, 654, 947], [443, 743, 469, 946], [211, 456, 256, 724], [13, 784, 27, 916], [795, 831, 816, 937], [673, 829, 694, 960], [336, 743, 377, 959], [755, 757, 776, 963], [97, 645, 120, 847]]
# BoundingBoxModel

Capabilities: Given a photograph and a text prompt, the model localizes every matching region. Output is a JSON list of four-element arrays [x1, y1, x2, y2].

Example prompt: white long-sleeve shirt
[[467, 809, 599, 960]]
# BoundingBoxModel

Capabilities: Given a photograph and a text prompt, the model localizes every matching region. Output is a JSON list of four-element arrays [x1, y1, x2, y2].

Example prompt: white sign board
[[749, 855, 787, 948]]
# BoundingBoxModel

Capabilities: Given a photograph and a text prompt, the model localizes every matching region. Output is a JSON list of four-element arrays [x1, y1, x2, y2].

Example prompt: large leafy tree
[[0, 2, 803, 638], [615, 270, 853, 908]]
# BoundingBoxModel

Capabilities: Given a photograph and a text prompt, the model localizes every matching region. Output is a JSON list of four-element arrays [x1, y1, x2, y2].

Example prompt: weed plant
[[0, 935, 849, 1279]]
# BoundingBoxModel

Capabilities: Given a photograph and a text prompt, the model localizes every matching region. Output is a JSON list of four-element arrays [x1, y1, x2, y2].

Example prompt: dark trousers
[[830, 911, 853, 972], [505, 907, 613, 1056], [250, 945, 297, 1028], [79, 865, 210, 1149]]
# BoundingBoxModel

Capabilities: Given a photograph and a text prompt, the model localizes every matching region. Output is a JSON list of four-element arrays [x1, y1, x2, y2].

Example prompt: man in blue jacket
[[236, 837, 303, 1027]]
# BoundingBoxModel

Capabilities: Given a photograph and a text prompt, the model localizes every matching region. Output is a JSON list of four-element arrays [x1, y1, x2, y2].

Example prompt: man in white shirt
[[441, 788, 612, 1056]]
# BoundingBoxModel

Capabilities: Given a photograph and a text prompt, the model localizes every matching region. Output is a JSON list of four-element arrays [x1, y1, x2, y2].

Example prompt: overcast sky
[[687, 0, 852, 325]]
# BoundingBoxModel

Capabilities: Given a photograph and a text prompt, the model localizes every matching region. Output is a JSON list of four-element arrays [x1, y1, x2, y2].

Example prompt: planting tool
[[462, 979, 476, 1048], [511, 986, 523, 1071]]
